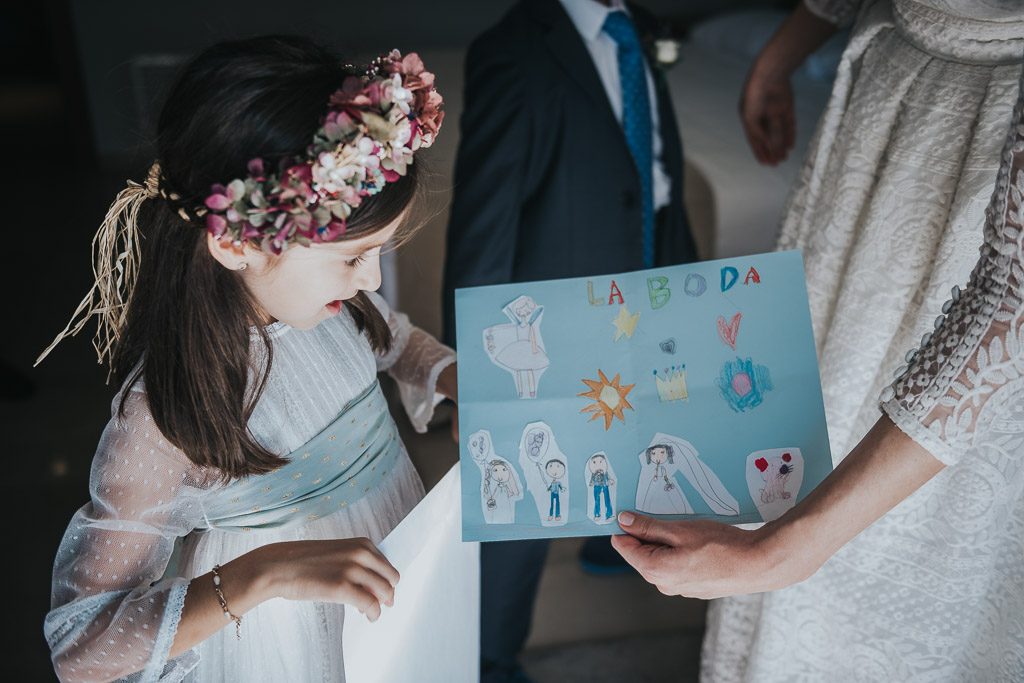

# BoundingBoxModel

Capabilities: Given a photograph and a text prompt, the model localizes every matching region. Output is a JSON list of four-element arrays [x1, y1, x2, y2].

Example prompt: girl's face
[[650, 447, 667, 464], [239, 218, 401, 330], [491, 464, 509, 481]]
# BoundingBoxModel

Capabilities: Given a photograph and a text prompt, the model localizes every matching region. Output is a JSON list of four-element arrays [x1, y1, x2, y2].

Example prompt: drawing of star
[[611, 305, 640, 341]]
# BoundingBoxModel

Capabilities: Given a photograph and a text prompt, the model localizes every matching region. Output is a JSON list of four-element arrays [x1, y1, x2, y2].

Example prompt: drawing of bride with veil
[[636, 434, 740, 517]]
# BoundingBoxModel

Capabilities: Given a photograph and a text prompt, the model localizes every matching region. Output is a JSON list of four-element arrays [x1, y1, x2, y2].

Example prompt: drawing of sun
[[578, 369, 636, 430]]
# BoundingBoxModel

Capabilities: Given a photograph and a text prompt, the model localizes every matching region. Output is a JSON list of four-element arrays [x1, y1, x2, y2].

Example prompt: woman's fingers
[[609, 532, 658, 573], [616, 510, 679, 546]]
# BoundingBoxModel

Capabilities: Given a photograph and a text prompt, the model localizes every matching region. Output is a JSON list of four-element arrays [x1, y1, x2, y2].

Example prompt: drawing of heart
[[717, 312, 742, 350], [660, 338, 676, 354]]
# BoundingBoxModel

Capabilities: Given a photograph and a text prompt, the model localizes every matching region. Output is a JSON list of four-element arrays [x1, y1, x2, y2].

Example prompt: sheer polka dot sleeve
[[367, 291, 456, 433], [45, 389, 213, 683], [881, 66, 1024, 466]]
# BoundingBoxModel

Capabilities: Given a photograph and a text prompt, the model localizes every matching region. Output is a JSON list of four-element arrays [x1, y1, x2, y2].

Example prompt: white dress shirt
[[559, 0, 672, 210]]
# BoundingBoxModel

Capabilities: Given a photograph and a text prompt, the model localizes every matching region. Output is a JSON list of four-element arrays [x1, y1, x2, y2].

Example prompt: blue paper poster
[[455, 250, 832, 542]]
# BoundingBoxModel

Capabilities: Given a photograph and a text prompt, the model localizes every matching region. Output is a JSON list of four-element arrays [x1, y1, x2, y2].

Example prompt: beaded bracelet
[[211, 564, 242, 640]]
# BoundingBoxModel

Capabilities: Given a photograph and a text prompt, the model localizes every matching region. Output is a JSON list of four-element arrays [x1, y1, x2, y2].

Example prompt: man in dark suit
[[443, 1, 698, 680]]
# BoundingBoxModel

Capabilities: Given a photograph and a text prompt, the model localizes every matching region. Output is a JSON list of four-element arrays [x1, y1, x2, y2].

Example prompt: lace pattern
[[701, 2, 1024, 680], [882, 68, 1024, 465]]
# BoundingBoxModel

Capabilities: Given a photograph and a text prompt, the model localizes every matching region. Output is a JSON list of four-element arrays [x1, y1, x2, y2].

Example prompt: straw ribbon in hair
[[35, 163, 201, 370]]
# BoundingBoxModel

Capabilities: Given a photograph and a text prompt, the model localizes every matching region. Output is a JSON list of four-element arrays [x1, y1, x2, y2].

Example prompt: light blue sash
[[197, 380, 401, 532]]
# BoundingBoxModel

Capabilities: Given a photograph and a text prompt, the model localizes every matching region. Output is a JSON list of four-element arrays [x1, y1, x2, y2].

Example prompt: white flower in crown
[[388, 73, 415, 115]]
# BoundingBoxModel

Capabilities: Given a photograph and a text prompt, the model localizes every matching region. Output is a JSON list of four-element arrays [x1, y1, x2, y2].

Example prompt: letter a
[[721, 266, 739, 292], [744, 267, 761, 285], [647, 277, 671, 309], [608, 280, 624, 305]]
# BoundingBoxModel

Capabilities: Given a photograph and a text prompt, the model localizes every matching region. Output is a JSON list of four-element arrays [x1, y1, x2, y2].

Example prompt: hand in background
[[740, 70, 796, 166], [738, 3, 839, 166]]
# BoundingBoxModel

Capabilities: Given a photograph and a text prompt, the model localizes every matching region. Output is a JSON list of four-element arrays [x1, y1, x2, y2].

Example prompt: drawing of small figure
[[545, 459, 566, 521], [483, 295, 549, 399], [755, 452, 795, 503], [637, 444, 694, 514], [587, 453, 617, 521], [518, 421, 569, 527], [483, 459, 522, 524]]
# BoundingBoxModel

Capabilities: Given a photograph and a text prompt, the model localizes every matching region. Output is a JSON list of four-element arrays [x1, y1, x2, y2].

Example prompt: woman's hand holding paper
[[613, 417, 946, 599], [610, 512, 800, 599]]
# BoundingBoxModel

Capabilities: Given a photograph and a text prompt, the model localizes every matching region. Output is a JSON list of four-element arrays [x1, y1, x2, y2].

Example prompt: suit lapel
[[527, 0, 622, 136]]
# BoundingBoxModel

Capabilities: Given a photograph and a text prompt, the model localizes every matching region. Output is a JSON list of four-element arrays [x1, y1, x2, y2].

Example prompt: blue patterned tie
[[603, 10, 654, 268]]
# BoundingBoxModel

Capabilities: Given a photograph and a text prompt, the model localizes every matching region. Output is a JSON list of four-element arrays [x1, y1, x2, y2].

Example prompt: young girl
[[40, 36, 458, 683]]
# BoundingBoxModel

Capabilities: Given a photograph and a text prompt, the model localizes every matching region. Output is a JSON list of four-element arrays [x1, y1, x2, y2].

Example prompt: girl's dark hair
[[111, 35, 421, 480], [644, 445, 674, 464]]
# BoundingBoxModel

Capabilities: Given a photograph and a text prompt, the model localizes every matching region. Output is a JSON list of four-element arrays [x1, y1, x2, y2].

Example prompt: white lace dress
[[700, 2, 1024, 681], [44, 292, 457, 683]]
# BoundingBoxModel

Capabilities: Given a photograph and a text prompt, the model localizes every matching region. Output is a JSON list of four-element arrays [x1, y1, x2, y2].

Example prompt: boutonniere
[[653, 38, 680, 70], [641, 28, 681, 72]]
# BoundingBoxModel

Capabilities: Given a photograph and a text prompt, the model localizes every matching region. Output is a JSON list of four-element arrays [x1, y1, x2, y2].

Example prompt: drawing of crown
[[654, 366, 688, 402]]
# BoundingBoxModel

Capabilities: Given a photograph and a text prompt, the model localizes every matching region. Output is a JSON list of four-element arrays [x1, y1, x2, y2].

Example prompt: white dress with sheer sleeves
[[44, 292, 456, 683], [700, 21, 1024, 681]]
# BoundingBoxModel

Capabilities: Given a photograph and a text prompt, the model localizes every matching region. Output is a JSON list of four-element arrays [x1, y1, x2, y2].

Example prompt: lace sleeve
[[803, 0, 862, 27], [368, 291, 456, 433], [880, 67, 1024, 466], [45, 389, 213, 683]]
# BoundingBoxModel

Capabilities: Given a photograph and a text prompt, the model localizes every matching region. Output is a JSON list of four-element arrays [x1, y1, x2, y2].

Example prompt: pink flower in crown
[[205, 179, 245, 211], [322, 110, 360, 142], [414, 89, 444, 144], [330, 75, 373, 109], [277, 163, 316, 203]]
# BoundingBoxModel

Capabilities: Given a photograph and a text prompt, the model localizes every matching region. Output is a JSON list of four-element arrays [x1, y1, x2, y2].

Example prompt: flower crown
[[203, 50, 444, 254]]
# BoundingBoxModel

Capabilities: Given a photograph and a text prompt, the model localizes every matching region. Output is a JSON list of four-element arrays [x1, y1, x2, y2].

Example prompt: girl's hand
[[255, 538, 400, 621], [610, 511, 800, 599]]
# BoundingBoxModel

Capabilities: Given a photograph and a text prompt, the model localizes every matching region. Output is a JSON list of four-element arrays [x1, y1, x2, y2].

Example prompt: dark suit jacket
[[442, 0, 697, 346]]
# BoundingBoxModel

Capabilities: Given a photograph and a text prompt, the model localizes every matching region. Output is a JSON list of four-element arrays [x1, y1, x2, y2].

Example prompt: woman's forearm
[[762, 415, 945, 585], [752, 3, 840, 81]]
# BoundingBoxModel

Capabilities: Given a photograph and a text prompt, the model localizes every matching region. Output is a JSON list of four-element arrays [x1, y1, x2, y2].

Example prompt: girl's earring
[[237, 263, 248, 271]]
